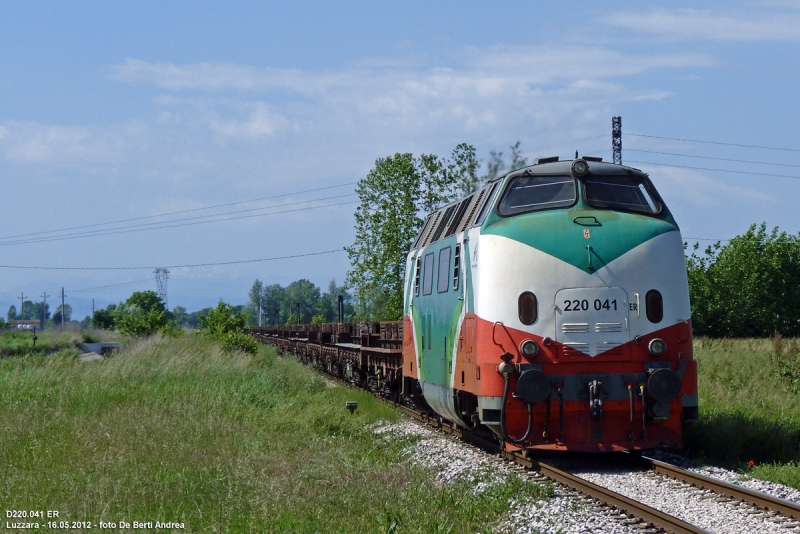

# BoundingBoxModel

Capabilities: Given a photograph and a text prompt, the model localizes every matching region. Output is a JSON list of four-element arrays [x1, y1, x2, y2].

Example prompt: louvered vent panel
[[595, 322, 622, 333], [445, 196, 473, 237], [430, 205, 456, 243], [419, 211, 442, 248], [562, 323, 590, 334], [461, 189, 486, 232]]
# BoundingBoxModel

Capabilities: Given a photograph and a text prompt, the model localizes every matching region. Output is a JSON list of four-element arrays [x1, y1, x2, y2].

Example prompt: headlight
[[571, 159, 589, 176], [648, 338, 667, 356], [520, 339, 539, 358]]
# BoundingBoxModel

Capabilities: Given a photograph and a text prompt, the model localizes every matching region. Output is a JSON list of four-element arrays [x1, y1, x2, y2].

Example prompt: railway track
[[260, 336, 800, 533]]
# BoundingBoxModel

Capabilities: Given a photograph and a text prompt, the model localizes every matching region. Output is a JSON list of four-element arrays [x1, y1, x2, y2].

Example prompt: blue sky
[[1, 1, 799, 318]]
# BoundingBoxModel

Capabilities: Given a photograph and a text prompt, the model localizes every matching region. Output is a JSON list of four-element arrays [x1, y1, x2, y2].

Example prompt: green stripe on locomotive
[[481, 195, 679, 274]]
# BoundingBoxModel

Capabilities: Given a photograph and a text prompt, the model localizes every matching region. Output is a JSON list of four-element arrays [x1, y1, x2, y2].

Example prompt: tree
[[688, 223, 800, 337], [125, 291, 167, 314], [171, 306, 188, 327], [282, 279, 320, 324], [509, 140, 529, 171], [450, 143, 481, 197], [92, 308, 116, 330], [345, 150, 462, 320], [53, 304, 72, 325], [7, 305, 16, 322], [315, 279, 354, 322], [31, 302, 50, 324], [248, 279, 264, 326], [19, 300, 34, 320], [261, 284, 284, 325], [113, 291, 168, 336], [199, 301, 257, 355]]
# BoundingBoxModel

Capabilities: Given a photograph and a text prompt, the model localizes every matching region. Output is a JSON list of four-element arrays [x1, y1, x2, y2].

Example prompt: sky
[[1, 1, 799, 319]]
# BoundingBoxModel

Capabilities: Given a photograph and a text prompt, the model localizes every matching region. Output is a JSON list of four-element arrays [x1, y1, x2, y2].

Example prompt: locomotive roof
[[498, 158, 646, 181]]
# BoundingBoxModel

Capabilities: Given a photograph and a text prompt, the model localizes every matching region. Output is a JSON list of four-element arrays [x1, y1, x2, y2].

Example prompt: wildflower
[[748, 460, 755, 467]]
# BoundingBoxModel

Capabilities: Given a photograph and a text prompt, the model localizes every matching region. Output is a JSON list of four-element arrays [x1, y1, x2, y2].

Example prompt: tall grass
[[0, 336, 549, 532], [687, 337, 800, 487]]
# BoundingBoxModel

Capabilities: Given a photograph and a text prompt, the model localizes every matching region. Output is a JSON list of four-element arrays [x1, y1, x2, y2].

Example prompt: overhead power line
[[627, 149, 800, 168], [69, 278, 155, 294], [0, 199, 359, 247], [0, 181, 358, 242], [626, 160, 800, 180], [0, 249, 346, 271], [629, 133, 800, 153]]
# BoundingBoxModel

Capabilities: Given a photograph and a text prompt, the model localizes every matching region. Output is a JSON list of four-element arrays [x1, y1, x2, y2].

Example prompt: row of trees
[[7, 301, 71, 326], [688, 223, 800, 338], [246, 278, 354, 325]]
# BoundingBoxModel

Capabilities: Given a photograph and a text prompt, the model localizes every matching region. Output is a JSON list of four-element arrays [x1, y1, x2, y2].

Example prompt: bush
[[115, 306, 168, 337], [688, 224, 800, 337], [199, 302, 256, 355]]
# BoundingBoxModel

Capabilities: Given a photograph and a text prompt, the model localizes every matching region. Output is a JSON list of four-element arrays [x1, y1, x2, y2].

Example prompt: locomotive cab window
[[422, 253, 434, 296], [437, 247, 451, 293], [498, 175, 577, 216], [583, 175, 660, 214]]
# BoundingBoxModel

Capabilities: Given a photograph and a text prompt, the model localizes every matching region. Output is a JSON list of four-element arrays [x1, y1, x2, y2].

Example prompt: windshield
[[497, 175, 577, 216], [583, 175, 660, 214]]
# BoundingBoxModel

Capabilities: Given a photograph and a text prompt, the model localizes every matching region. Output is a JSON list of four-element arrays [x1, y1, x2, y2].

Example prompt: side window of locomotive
[[645, 290, 663, 323], [422, 253, 435, 296], [583, 175, 660, 214], [437, 247, 451, 293], [497, 175, 577, 216]]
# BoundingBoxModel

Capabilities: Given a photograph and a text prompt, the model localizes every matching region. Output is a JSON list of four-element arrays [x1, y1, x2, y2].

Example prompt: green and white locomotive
[[402, 156, 697, 451]]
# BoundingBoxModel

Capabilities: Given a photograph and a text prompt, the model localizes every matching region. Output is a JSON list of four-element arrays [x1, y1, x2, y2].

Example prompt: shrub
[[115, 306, 168, 337], [199, 302, 256, 355]]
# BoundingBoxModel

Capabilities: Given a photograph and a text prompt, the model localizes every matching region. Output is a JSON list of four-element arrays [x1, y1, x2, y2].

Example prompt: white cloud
[[3, 44, 710, 176], [604, 8, 800, 42]]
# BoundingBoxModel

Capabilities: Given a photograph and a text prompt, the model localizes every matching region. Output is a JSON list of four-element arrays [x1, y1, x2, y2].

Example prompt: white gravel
[[374, 421, 648, 533], [374, 421, 800, 533], [576, 467, 800, 534], [691, 465, 800, 505]]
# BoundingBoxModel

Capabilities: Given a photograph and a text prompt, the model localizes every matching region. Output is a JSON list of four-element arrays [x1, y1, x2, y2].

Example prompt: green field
[[688, 336, 800, 487], [0, 328, 120, 357], [0, 336, 549, 533]]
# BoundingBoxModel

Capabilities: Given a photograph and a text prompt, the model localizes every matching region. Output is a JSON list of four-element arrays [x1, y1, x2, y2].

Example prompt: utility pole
[[41, 291, 50, 331], [612, 116, 622, 165], [18, 291, 27, 320], [60, 287, 66, 331]]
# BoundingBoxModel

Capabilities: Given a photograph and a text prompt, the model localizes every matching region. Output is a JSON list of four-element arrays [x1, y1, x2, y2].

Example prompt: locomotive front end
[[470, 158, 697, 451]]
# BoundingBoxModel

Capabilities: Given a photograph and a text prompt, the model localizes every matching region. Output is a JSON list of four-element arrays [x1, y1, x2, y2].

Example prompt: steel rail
[[641, 455, 800, 521]]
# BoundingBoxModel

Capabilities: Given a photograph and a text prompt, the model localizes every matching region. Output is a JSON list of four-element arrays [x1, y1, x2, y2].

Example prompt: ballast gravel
[[374, 421, 646, 534], [576, 466, 800, 534]]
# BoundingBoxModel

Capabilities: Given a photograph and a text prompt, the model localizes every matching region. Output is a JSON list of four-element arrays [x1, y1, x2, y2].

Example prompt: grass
[[687, 336, 800, 487], [0, 328, 121, 357], [0, 335, 550, 533]]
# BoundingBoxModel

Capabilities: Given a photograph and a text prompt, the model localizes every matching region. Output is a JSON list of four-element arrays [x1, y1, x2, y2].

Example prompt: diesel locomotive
[[254, 155, 698, 452]]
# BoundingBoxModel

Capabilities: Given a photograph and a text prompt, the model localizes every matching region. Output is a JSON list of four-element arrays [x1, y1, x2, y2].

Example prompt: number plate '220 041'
[[555, 287, 630, 358]]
